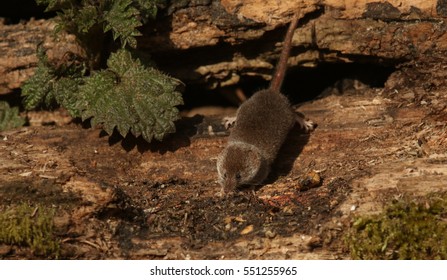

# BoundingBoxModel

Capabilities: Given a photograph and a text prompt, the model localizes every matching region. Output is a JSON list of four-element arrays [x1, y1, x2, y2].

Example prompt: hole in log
[[180, 62, 396, 111], [284, 62, 396, 103]]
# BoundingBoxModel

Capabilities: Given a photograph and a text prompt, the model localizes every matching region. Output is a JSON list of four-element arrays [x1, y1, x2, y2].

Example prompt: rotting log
[[1, 63, 446, 258], [1, 0, 447, 260], [1, 0, 447, 94], [0, 19, 81, 94]]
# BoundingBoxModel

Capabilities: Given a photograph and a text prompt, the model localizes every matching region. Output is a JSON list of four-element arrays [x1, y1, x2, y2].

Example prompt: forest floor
[[1, 62, 447, 259]]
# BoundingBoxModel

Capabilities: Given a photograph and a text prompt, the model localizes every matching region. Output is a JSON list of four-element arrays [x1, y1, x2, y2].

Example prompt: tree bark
[[1, 0, 447, 94], [0, 19, 81, 94]]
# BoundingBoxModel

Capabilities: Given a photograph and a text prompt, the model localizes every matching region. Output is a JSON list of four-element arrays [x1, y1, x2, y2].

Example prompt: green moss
[[346, 193, 447, 259], [0, 204, 60, 258]]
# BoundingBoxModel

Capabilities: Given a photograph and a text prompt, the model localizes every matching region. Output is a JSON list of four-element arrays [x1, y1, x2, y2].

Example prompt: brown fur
[[217, 90, 296, 193], [217, 12, 304, 194]]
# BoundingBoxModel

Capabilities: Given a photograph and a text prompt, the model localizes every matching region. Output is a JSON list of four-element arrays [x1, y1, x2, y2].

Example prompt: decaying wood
[[0, 19, 81, 94], [1, 0, 447, 260], [1, 0, 447, 93], [1, 62, 447, 259]]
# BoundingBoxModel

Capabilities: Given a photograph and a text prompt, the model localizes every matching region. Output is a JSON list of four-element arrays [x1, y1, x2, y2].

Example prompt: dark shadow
[[264, 124, 312, 185], [104, 115, 203, 154], [283, 62, 396, 104], [0, 0, 55, 24], [0, 89, 23, 109]]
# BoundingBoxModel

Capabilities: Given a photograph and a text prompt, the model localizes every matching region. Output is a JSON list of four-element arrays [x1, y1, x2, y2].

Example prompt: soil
[[1, 63, 447, 259]]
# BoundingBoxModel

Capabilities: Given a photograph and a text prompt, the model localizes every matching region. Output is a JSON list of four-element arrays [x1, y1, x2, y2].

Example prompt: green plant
[[22, 0, 183, 143], [22, 46, 86, 116], [79, 49, 182, 141], [0, 101, 26, 131], [346, 193, 447, 259], [0, 203, 60, 258], [37, 0, 163, 62]]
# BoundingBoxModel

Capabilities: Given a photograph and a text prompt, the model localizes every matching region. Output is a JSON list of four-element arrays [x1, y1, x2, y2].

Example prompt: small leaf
[[21, 46, 85, 114], [0, 101, 25, 131], [21, 48, 56, 110], [75, 5, 98, 33], [103, 0, 142, 48], [134, 0, 160, 22], [53, 77, 84, 117]]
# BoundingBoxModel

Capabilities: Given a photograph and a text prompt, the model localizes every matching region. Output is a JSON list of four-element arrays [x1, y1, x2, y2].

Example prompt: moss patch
[[0, 203, 60, 258], [346, 193, 447, 259]]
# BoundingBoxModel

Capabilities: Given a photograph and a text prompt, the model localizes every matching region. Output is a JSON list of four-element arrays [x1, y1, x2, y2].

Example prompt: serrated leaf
[[0, 101, 25, 131], [21, 49, 56, 110], [134, 0, 159, 22], [37, 0, 164, 51], [75, 5, 98, 33], [21, 47, 85, 115], [77, 71, 115, 122], [103, 0, 142, 48], [106, 48, 137, 76], [53, 77, 84, 117], [77, 49, 183, 142], [36, 0, 71, 12]]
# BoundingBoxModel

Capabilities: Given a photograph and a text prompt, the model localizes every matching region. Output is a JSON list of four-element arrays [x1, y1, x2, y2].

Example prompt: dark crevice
[[0, 0, 56, 24], [283, 62, 396, 103], [297, 4, 325, 27], [149, 5, 325, 76], [0, 90, 23, 109], [181, 61, 397, 109]]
